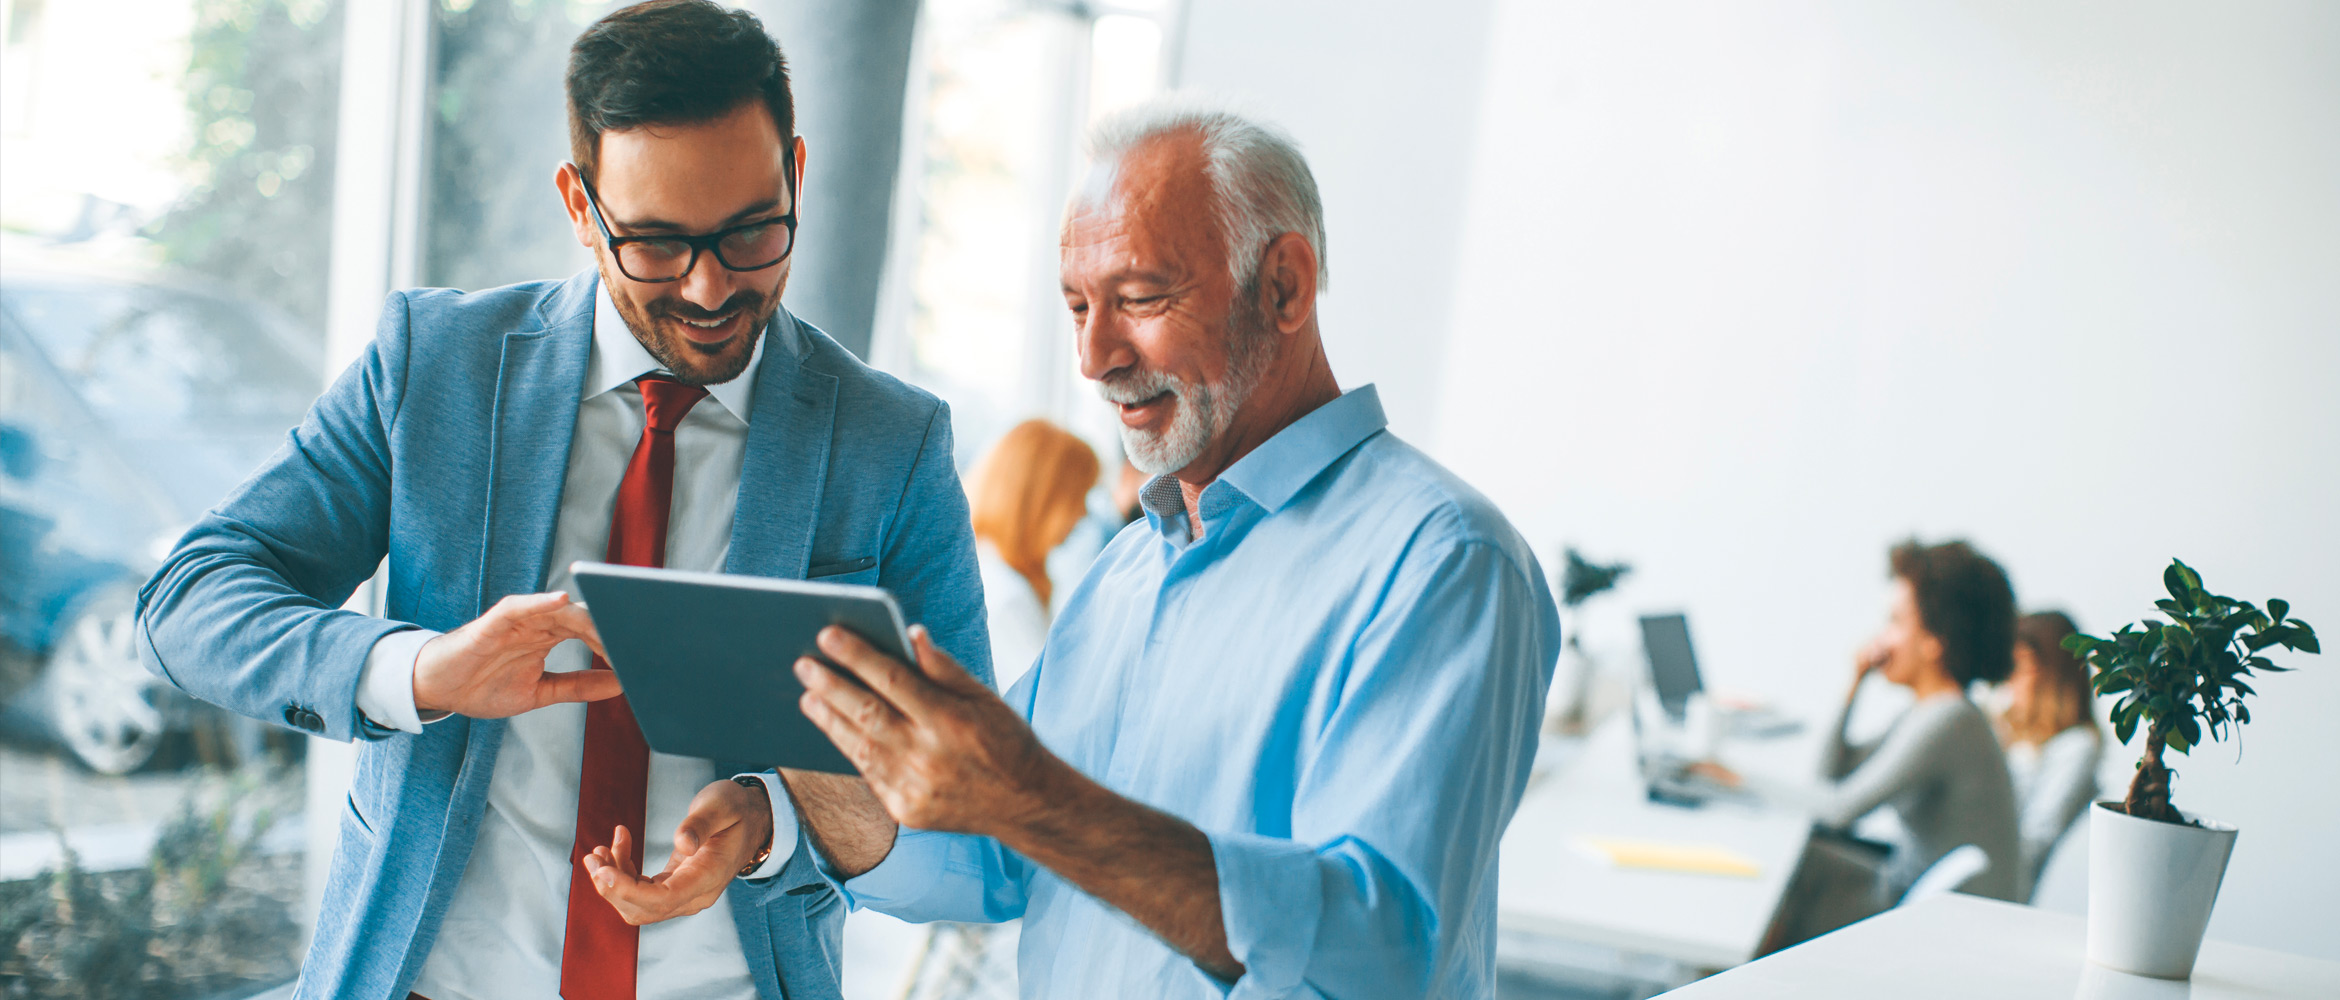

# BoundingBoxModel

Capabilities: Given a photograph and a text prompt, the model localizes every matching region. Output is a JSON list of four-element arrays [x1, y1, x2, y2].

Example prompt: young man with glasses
[[133, 3, 989, 998]]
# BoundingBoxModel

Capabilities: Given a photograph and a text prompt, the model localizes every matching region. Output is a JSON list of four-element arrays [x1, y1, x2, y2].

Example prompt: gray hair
[[1083, 96, 1328, 292]]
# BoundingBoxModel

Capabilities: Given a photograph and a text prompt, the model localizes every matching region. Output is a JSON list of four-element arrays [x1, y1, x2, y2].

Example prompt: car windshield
[[0, 279, 321, 428]]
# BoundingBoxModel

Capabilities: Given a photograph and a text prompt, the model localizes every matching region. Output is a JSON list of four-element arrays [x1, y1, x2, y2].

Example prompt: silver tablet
[[568, 561, 912, 774]]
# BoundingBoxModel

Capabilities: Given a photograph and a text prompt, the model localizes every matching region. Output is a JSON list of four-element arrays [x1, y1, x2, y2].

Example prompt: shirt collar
[[1140, 384, 1388, 531], [590, 279, 761, 420], [1217, 384, 1386, 513]]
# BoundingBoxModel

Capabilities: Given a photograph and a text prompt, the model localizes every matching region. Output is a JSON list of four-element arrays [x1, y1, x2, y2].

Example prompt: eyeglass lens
[[615, 222, 794, 281]]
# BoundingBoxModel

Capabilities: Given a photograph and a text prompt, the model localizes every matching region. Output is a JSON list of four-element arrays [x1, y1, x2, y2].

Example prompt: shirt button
[[283, 705, 302, 728]]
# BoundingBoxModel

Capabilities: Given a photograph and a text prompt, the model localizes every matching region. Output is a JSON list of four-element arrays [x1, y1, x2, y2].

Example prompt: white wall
[[1173, 0, 1499, 439], [1176, 0, 2340, 963], [1431, 0, 2340, 960]]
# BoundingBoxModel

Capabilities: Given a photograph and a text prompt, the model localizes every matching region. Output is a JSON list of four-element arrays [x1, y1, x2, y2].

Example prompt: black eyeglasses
[[571, 155, 799, 283]]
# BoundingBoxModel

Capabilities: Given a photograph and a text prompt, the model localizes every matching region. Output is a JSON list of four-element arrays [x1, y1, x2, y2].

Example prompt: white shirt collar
[[590, 279, 762, 420]]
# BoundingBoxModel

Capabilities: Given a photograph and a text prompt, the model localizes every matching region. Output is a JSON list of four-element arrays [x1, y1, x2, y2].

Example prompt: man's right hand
[[412, 592, 619, 718]]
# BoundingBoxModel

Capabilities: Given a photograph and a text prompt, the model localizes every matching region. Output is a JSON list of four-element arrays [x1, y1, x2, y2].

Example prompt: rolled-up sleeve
[[836, 828, 1032, 924], [1200, 535, 1559, 999]]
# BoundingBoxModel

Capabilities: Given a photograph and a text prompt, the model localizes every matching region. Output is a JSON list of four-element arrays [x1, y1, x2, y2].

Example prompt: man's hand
[[412, 592, 617, 718], [582, 778, 774, 925], [799, 624, 1245, 980], [794, 625, 1055, 837]]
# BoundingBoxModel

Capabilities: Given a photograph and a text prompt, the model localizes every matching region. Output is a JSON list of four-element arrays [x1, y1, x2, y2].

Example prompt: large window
[[875, 0, 1180, 467], [1, 0, 344, 989]]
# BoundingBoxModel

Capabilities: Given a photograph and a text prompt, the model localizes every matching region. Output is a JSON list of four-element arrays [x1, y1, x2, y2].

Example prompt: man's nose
[[677, 253, 735, 311], [1076, 306, 1138, 382]]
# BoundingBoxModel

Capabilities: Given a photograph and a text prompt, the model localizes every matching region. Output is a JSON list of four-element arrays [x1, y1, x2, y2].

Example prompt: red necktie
[[562, 375, 706, 1000]]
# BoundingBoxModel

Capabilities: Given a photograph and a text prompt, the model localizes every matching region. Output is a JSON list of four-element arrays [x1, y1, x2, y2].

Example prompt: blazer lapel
[[724, 308, 837, 581], [474, 275, 596, 613]]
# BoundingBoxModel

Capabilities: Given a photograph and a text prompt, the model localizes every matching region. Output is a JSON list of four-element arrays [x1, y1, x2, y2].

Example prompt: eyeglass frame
[[568, 152, 800, 283]]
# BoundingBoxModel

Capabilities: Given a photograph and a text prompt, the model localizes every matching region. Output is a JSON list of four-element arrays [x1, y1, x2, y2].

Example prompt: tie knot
[[635, 375, 708, 433]]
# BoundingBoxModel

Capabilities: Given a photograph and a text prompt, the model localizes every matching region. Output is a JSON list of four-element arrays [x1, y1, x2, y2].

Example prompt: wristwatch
[[732, 774, 775, 877]]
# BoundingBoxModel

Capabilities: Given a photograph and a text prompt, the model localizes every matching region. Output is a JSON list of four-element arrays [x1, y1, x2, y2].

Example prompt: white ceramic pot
[[2086, 800, 2239, 979]]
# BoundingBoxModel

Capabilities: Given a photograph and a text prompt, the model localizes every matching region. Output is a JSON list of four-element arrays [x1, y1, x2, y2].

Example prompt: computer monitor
[[1640, 612, 1704, 722]]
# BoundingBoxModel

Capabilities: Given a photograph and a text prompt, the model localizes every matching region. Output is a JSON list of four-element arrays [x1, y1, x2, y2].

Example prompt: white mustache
[[1096, 368, 1184, 405]]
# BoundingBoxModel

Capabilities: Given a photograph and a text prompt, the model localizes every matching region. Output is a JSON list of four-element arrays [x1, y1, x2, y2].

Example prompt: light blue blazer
[[135, 271, 991, 999]]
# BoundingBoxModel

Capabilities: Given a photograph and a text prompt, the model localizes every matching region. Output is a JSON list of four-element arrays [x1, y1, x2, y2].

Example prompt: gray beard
[[1098, 298, 1277, 476]]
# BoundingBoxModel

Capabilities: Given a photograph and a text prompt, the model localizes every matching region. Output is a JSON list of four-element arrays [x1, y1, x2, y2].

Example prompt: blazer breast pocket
[[805, 555, 878, 582]]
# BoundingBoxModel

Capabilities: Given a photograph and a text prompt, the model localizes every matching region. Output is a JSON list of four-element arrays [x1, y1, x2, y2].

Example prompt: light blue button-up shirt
[[842, 385, 1561, 998]]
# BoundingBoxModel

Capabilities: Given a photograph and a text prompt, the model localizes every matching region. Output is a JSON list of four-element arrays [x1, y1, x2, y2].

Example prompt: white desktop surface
[[1497, 715, 1819, 970], [1659, 893, 2340, 999]]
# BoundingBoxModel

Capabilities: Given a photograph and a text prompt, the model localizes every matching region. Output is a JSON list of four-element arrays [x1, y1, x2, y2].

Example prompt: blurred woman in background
[[967, 419, 1098, 691], [1994, 610, 2102, 900], [1700, 539, 2022, 948]]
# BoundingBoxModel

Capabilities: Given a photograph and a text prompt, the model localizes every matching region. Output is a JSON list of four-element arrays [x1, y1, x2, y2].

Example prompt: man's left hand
[[582, 777, 773, 925], [796, 625, 1054, 836]]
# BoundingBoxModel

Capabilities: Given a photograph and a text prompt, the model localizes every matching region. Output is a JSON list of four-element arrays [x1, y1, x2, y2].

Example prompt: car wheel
[[45, 587, 165, 774]]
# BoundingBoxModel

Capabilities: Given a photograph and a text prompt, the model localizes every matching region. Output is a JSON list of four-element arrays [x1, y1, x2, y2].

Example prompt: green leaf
[[2296, 628, 2321, 655], [2178, 715, 2202, 749], [2172, 558, 2202, 592], [2165, 563, 2195, 607], [2097, 673, 2135, 695], [2268, 599, 2289, 624], [2167, 727, 2190, 753], [2115, 712, 2138, 745]]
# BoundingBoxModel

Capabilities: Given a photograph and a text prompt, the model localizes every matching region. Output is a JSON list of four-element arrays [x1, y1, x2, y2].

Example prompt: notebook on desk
[[1573, 837, 1763, 878]]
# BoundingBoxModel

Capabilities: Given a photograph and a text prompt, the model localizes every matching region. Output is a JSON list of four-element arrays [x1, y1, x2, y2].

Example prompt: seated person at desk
[[1993, 610, 2102, 900], [1697, 539, 2022, 943]]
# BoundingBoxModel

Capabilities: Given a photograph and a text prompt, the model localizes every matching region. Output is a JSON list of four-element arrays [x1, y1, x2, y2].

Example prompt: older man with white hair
[[614, 99, 1561, 997]]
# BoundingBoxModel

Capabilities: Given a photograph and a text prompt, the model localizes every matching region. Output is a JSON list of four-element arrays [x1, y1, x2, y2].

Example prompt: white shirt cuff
[[356, 627, 446, 734], [735, 771, 800, 881]]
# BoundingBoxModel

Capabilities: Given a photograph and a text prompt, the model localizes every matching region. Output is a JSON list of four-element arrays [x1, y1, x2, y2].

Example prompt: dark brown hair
[[1889, 539, 2017, 686], [566, 1, 794, 182]]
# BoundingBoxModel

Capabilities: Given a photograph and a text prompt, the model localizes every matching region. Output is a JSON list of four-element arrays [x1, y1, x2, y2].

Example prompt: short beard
[[1097, 289, 1277, 476], [601, 263, 779, 386]]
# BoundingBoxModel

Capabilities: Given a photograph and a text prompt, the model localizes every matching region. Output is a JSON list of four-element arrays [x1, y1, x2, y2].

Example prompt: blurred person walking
[[134, 4, 989, 998], [894, 419, 1096, 1000], [968, 419, 1099, 690], [1993, 610, 2102, 900]]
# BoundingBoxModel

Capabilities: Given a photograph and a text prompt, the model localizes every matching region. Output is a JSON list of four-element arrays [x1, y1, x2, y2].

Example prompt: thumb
[[910, 625, 983, 694], [538, 668, 624, 706]]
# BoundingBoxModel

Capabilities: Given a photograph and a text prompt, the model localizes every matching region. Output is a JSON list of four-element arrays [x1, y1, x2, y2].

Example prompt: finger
[[611, 825, 638, 877], [909, 625, 988, 696], [536, 668, 624, 705], [797, 656, 907, 734], [816, 627, 941, 715], [800, 688, 882, 773], [551, 599, 608, 660]]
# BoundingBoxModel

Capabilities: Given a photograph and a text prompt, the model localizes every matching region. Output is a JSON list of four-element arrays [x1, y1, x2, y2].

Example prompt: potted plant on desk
[[2065, 559, 2317, 979], [1549, 547, 1630, 735]]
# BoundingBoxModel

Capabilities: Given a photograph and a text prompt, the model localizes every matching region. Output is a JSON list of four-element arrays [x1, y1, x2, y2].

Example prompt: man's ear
[[790, 135, 808, 213], [555, 163, 596, 250], [1258, 232, 1318, 335]]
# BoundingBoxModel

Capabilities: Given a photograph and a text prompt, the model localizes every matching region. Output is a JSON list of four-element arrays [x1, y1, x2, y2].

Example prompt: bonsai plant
[[2065, 558, 2318, 823], [1549, 547, 1631, 732], [2062, 558, 2316, 978]]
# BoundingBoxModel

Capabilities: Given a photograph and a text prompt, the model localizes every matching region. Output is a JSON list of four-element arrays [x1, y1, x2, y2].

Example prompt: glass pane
[[0, 0, 345, 989], [424, 0, 610, 292]]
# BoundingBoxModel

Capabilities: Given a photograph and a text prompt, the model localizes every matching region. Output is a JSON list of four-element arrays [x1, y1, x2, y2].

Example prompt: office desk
[[1659, 893, 2340, 998], [1497, 716, 1819, 970]]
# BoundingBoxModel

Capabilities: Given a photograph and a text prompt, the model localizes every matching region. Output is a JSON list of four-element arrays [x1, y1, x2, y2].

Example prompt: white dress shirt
[[355, 283, 796, 1000]]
